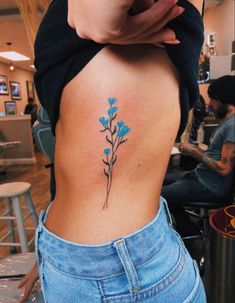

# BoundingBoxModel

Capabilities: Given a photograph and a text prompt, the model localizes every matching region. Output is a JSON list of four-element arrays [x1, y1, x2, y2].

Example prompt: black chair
[[181, 177, 235, 275]]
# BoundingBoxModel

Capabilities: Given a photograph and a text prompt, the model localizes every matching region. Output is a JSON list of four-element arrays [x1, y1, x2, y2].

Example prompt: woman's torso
[[45, 44, 180, 243]]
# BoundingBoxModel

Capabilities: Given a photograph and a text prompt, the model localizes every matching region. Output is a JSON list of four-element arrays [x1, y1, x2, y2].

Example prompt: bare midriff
[[44, 44, 180, 244]]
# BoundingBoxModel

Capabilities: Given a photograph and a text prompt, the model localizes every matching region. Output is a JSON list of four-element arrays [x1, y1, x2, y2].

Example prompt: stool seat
[[186, 198, 232, 209], [0, 182, 31, 198]]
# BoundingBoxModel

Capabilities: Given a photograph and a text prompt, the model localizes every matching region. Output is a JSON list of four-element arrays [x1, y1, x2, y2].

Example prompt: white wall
[[200, 0, 234, 102], [204, 0, 234, 56]]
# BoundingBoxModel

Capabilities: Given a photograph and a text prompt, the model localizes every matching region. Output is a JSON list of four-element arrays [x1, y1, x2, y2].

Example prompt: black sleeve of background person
[[34, 0, 204, 137]]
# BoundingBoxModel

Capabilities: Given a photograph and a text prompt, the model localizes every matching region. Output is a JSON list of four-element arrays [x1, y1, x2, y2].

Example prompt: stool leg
[[12, 196, 29, 253], [24, 191, 38, 226], [3, 198, 17, 254]]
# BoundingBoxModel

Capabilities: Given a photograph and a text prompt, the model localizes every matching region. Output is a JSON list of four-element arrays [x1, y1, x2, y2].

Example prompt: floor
[[0, 148, 51, 259], [0, 150, 215, 301]]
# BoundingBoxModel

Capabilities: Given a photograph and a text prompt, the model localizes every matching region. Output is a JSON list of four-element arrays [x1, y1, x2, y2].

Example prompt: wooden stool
[[0, 182, 38, 253]]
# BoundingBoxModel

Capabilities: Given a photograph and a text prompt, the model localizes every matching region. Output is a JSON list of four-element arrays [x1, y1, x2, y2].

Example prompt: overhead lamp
[[9, 64, 15, 71], [6, 42, 15, 72]]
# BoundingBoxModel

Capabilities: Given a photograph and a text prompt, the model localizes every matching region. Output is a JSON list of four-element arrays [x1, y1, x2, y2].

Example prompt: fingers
[[116, 4, 185, 45], [137, 5, 185, 38], [16, 263, 39, 302], [114, 27, 177, 46], [132, 0, 155, 14], [141, 28, 176, 45], [17, 275, 39, 302], [16, 275, 28, 289], [18, 280, 35, 302], [135, 0, 178, 29]]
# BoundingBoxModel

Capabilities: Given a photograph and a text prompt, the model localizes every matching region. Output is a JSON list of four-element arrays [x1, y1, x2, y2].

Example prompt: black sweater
[[34, 0, 204, 136]]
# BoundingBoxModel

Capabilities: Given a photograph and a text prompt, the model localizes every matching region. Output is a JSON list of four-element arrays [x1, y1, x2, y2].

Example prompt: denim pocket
[[38, 256, 102, 303], [183, 261, 207, 303]]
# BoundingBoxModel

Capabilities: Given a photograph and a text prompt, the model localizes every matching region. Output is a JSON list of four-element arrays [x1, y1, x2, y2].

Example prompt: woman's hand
[[16, 262, 39, 302], [68, 0, 185, 46]]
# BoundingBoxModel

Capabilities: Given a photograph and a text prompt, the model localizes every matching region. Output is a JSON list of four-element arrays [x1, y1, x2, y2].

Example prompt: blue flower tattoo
[[99, 98, 131, 208]]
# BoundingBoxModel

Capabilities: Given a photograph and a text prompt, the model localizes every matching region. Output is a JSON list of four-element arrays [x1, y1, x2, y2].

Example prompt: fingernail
[[164, 39, 180, 44], [178, 6, 185, 14]]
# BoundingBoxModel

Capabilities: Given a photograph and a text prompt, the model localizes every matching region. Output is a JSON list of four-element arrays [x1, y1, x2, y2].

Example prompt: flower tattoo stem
[[99, 98, 131, 209]]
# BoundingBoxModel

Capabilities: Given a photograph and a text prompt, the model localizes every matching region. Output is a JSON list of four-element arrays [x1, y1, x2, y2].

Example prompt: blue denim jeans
[[35, 197, 207, 303]]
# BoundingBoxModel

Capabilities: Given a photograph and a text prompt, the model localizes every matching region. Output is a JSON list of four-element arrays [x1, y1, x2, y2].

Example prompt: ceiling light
[[9, 64, 15, 71], [6, 42, 15, 72], [0, 51, 30, 61]]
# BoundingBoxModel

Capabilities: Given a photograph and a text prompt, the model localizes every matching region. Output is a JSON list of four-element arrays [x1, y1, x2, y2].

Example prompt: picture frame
[[10, 81, 21, 100], [26, 80, 35, 101], [4, 101, 17, 115], [0, 75, 9, 95]]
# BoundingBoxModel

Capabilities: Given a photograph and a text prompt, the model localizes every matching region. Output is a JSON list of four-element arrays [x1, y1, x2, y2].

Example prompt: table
[[0, 141, 22, 153], [0, 141, 21, 173], [0, 253, 44, 303]]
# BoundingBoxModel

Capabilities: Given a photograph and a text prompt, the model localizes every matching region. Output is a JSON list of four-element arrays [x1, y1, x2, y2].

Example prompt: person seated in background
[[162, 75, 235, 236], [24, 97, 38, 126], [179, 94, 206, 170]]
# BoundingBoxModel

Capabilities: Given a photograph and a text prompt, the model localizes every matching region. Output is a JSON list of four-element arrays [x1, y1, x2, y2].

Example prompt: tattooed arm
[[179, 142, 235, 176]]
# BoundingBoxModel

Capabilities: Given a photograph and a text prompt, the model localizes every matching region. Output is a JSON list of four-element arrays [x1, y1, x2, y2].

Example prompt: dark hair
[[207, 75, 235, 105], [207, 86, 219, 101]]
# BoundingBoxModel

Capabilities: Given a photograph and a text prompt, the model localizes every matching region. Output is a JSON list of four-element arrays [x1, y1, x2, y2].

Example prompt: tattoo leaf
[[120, 138, 128, 145], [103, 159, 109, 166], [104, 169, 109, 178], [112, 155, 117, 165], [106, 135, 113, 146], [111, 114, 117, 122], [112, 126, 117, 136], [100, 128, 108, 133]]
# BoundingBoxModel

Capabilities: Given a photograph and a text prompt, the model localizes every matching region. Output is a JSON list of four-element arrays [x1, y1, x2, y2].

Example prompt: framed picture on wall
[[0, 75, 9, 95], [4, 101, 17, 115], [10, 81, 21, 100], [26, 80, 35, 101]]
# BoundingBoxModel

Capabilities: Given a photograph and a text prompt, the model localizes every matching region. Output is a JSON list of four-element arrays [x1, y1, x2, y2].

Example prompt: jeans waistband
[[36, 197, 173, 279]]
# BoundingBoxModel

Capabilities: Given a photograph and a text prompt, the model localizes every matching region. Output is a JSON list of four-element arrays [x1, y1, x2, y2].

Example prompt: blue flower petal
[[117, 121, 124, 128], [104, 148, 111, 155], [108, 98, 117, 105], [99, 117, 109, 126], [117, 125, 131, 137], [108, 106, 118, 116]]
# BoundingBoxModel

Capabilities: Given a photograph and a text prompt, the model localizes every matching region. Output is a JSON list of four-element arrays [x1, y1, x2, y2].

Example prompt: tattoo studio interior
[[0, 0, 235, 302]]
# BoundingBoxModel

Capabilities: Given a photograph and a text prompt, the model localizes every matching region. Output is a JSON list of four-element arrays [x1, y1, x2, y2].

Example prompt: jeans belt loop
[[162, 198, 173, 226], [113, 239, 140, 294]]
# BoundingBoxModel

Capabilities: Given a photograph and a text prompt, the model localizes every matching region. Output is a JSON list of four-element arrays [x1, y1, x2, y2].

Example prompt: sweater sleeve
[[165, 0, 204, 135]]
